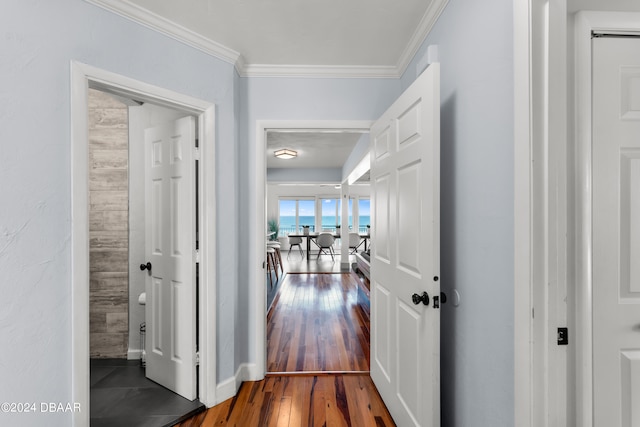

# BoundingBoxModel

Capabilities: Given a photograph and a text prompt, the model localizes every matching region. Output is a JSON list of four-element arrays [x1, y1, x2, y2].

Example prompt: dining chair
[[287, 235, 304, 259], [348, 232, 363, 254], [316, 232, 335, 261]]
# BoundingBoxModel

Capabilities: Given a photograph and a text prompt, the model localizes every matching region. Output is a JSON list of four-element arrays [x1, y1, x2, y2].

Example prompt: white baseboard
[[215, 363, 259, 405], [127, 349, 142, 360]]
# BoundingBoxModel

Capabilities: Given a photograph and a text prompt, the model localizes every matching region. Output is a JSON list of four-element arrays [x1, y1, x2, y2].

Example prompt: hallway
[[267, 273, 369, 373], [178, 272, 394, 426]]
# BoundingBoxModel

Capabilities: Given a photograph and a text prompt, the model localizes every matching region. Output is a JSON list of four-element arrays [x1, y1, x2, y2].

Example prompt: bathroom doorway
[[71, 62, 218, 426], [87, 88, 204, 425]]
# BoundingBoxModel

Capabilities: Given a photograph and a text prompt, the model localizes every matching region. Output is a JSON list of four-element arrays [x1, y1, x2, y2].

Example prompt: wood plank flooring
[[176, 272, 394, 426], [267, 273, 369, 373], [175, 374, 395, 427]]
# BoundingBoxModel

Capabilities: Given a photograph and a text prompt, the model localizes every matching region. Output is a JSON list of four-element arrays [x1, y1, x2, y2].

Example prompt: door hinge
[[195, 351, 200, 366], [194, 146, 201, 160], [194, 249, 200, 263], [557, 327, 569, 345]]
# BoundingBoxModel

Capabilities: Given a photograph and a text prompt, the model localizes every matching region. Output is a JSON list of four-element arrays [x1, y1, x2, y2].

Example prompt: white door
[[593, 36, 640, 426], [370, 63, 440, 426], [144, 116, 197, 400]]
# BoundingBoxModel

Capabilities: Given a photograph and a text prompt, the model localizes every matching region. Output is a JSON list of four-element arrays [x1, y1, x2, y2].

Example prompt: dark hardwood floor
[[267, 273, 369, 373]]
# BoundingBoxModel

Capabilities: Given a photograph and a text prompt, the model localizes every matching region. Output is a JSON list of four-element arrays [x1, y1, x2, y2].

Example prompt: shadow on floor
[[90, 359, 204, 427]]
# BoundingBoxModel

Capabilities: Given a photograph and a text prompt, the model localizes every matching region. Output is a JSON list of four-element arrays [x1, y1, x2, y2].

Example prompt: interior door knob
[[412, 291, 429, 306], [140, 262, 152, 271]]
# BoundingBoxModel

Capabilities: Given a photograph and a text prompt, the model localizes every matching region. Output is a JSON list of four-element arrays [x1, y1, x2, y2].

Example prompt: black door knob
[[412, 292, 429, 306], [140, 262, 152, 271]]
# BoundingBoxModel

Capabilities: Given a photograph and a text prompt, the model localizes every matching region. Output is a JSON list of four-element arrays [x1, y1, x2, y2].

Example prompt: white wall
[[401, 0, 515, 425], [0, 1, 237, 425], [342, 133, 370, 181]]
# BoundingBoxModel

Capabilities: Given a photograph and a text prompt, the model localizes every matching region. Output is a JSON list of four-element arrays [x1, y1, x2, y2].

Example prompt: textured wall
[[0, 1, 237, 424], [401, 0, 515, 425], [88, 89, 129, 358]]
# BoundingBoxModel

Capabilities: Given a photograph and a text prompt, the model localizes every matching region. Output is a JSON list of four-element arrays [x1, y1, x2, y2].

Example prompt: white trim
[[251, 120, 373, 380], [394, 0, 449, 77], [71, 61, 217, 426], [127, 349, 142, 360], [513, 1, 533, 427], [215, 363, 258, 404], [83, 0, 448, 79], [574, 11, 640, 427], [240, 64, 400, 79], [515, 2, 571, 426], [84, 0, 240, 66]]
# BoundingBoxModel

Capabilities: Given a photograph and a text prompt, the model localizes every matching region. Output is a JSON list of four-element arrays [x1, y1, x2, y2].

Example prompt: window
[[358, 198, 370, 234], [320, 198, 341, 232], [278, 199, 315, 236]]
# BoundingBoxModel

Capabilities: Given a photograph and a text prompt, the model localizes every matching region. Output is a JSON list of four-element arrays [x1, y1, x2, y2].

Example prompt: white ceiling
[[568, 0, 640, 13], [266, 131, 364, 169], [86, 0, 449, 77]]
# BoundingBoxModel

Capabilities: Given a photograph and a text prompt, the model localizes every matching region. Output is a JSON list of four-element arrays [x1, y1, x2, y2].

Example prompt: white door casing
[[592, 36, 640, 426], [370, 63, 440, 427], [144, 116, 197, 400]]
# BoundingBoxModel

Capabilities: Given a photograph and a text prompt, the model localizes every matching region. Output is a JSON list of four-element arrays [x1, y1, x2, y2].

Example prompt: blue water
[[278, 216, 370, 235]]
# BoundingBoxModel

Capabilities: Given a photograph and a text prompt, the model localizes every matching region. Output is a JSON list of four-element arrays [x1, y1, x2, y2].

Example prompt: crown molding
[[85, 0, 240, 65], [395, 0, 449, 77], [86, 0, 448, 79], [239, 63, 399, 79]]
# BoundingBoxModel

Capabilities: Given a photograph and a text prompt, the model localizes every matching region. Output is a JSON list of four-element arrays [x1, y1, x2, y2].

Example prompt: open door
[[143, 116, 197, 400], [370, 63, 440, 426]]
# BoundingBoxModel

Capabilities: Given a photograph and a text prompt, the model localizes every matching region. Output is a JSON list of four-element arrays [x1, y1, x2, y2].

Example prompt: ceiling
[[568, 0, 640, 13], [266, 131, 364, 170], [86, 0, 449, 77]]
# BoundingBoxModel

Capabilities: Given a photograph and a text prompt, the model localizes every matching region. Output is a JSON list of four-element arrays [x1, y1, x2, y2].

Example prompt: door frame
[[251, 120, 372, 377], [574, 11, 640, 427], [70, 61, 217, 426]]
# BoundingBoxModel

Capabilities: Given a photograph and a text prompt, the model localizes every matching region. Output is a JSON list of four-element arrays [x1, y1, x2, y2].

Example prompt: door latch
[[557, 327, 568, 345], [432, 292, 446, 309]]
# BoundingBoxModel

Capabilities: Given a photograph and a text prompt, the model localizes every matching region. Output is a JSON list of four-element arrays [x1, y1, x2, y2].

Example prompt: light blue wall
[[401, 0, 515, 426], [0, 1, 238, 425], [2, 0, 515, 424], [267, 168, 342, 183]]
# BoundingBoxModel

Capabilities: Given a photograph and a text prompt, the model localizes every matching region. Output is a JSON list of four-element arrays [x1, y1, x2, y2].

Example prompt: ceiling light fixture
[[274, 148, 297, 159]]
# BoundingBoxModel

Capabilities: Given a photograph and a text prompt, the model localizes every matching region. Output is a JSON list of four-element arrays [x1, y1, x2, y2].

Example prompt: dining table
[[287, 232, 370, 260]]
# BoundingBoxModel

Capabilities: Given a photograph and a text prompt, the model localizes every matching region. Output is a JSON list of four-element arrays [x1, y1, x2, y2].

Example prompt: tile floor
[[90, 359, 204, 427]]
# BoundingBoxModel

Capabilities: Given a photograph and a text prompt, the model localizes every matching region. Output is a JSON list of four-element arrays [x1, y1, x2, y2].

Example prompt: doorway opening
[[87, 88, 204, 425], [71, 62, 217, 426], [259, 123, 373, 375]]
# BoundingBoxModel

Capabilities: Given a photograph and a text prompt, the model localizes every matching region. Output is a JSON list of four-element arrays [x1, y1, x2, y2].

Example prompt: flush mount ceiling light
[[274, 148, 297, 159]]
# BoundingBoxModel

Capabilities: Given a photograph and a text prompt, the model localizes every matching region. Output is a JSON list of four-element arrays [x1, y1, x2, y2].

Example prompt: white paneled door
[[370, 63, 440, 427], [593, 37, 640, 426], [144, 116, 197, 401]]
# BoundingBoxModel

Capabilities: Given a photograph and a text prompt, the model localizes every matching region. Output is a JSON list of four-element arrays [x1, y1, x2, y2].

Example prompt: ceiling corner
[[85, 0, 241, 65], [395, 0, 450, 77], [240, 64, 401, 79]]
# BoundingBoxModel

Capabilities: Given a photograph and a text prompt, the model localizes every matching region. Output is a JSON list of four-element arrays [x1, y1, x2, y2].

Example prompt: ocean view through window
[[278, 197, 371, 237], [278, 199, 315, 236]]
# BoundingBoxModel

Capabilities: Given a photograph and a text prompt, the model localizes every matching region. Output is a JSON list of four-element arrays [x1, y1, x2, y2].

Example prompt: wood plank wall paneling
[[89, 89, 129, 358]]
